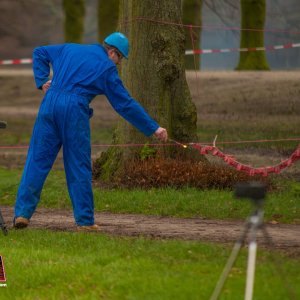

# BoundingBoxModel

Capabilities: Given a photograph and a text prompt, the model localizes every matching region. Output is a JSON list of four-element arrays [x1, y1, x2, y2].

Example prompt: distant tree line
[[62, 0, 119, 43], [63, 0, 271, 70]]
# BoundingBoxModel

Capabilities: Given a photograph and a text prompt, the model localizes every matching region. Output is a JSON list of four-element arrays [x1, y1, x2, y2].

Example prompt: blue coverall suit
[[14, 43, 159, 225]]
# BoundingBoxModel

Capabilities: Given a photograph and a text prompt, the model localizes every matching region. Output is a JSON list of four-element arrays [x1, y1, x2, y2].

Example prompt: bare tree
[[236, 0, 269, 70], [63, 0, 85, 43], [182, 0, 202, 69], [98, 0, 119, 41], [203, 0, 270, 70], [94, 0, 200, 181]]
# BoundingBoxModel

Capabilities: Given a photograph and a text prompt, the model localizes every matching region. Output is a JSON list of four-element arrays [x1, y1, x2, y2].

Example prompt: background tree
[[182, 0, 202, 70], [236, 0, 270, 70], [94, 0, 200, 181], [63, 0, 85, 43], [98, 0, 120, 42]]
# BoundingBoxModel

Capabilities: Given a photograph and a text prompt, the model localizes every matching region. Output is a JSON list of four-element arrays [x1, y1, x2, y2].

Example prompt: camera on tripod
[[211, 181, 269, 300], [234, 181, 267, 204]]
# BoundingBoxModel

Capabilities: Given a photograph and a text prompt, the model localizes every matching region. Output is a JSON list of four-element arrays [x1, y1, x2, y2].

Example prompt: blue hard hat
[[104, 32, 129, 59]]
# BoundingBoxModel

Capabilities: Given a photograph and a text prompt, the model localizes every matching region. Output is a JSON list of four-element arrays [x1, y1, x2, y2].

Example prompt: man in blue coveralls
[[13, 32, 168, 231]]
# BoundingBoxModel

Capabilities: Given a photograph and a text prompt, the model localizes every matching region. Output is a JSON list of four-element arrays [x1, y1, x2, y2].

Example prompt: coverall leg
[[14, 94, 61, 219], [61, 95, 94, 226]]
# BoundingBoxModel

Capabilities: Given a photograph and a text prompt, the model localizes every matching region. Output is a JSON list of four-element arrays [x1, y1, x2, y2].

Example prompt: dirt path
[[2, 206, 299, 255]]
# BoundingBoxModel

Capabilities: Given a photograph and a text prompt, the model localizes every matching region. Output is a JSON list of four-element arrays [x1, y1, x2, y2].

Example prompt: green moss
[[92, 128, 124, 181], [93, 146, 123, 181]]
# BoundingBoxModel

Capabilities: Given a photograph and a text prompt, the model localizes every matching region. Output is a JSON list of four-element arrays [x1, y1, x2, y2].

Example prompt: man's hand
[[42, 80, 52, 93], [154, 127, 168, 142]]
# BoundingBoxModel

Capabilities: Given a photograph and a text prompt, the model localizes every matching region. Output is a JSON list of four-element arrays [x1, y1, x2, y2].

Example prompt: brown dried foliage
[[99, 158, 268, 189]]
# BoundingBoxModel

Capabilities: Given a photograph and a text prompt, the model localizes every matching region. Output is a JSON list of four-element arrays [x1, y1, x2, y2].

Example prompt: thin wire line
[[121, 17, 300, 35], [0, 138, 299, 150]]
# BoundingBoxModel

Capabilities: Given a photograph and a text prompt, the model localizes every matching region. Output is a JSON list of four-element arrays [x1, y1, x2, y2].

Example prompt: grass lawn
[[0, 230, 299, 300], [1, 167, 298, 299]]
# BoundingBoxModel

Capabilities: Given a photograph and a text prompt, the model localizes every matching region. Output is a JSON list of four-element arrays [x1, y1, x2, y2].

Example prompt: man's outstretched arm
[[103, 68, 168, 141]]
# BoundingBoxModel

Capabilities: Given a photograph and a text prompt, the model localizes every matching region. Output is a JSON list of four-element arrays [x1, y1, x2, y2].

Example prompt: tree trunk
[[98, 0, 120, 42], [63, 0, 85, 43], [94, 0, 200, 181], [236, 0, 269, 70], [182, 0, 202, 70]]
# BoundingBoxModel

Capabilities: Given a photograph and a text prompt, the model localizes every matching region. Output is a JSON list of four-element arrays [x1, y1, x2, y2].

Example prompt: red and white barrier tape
[[1, 41, 299, 65], [191, 143, 300, 176], [185, 42, 300, 55], [0, 58, 32, 65]]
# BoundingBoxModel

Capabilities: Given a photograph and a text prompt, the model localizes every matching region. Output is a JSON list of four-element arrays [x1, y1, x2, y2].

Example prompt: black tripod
[[210, 182, 295, 300], [0, 121, 8, 235]]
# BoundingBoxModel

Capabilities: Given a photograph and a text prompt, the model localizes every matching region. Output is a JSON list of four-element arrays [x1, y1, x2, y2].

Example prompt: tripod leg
[[210, 224, 250, 300], [244, 211, 263, 300], [245, 240, 257, 300]]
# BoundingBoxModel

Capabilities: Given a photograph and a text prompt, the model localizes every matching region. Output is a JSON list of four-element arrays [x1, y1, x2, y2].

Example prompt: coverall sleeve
[[103, 68, 160, 137], [32, 45, 65, 89]]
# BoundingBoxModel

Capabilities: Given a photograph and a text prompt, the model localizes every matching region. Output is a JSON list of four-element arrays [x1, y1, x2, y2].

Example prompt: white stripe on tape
[[2, 41, 300, 63]]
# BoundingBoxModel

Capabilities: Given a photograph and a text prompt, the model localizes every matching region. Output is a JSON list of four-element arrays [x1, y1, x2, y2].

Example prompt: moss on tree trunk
[[94, 0, 201, 181], [236, 0, 270, 70], [182, 0, 202, 70], [63, 0, 85, 43], [98, 0, 119, 42]]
